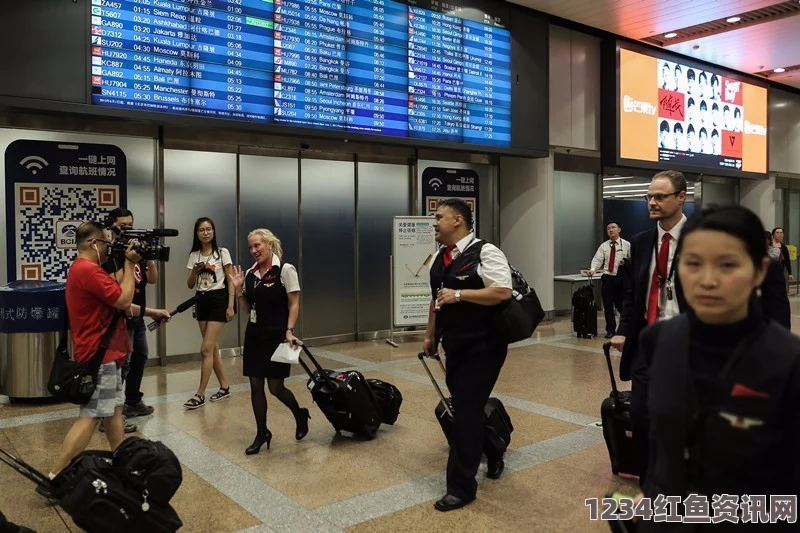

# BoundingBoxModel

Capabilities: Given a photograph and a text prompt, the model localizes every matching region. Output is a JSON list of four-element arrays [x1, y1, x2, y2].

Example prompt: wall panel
[[300, 158, 356, 340], [163, 150, 238, 356], [357, 162, 410, 334]]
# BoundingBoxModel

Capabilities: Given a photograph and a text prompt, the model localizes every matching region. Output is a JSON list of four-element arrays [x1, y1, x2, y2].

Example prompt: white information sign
[[392, 216, 438, 327]]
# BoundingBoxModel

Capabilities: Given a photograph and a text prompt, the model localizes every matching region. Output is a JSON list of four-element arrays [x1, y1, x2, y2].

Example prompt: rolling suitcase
[[417, 352, 513, 457], [298, 344, 382, 439], [600, 342, 638, 477], [572, 279, 598, 338], [0, 446, 183, 533], [367, 378, 403, 425]]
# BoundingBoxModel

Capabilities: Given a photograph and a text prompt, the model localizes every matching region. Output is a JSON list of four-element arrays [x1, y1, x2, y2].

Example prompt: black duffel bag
[[112, 437, 183, 505], [47, 313, 122, 405], [367, 379, 403, 425], [55, 451, 182, 533], [472, 241, 545, 344], [494, 264, 546, 344]]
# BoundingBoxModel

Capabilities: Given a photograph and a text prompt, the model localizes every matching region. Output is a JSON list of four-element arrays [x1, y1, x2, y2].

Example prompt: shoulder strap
[[90, 312, 123, 365]]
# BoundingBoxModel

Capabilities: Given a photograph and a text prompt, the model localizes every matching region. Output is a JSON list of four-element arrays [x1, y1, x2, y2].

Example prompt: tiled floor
[[2, 306, 798, 532]]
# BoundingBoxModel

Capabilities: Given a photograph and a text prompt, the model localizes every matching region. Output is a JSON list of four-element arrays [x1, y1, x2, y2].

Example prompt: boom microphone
[[151, 228, 180, 237], [147, 295, 197, 331]]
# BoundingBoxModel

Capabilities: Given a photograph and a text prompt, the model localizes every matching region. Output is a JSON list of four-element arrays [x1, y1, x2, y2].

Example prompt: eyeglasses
[[197, 228, 213, 234], [643, 192, 680, 202], [93, 239, 112, 245]]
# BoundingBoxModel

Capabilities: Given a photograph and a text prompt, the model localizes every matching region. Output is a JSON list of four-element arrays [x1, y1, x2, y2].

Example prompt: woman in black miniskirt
[[231, 228, 310, 455]]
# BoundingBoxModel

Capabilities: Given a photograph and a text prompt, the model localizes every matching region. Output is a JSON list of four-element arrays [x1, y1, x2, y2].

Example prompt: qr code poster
[[5, 140, 127, 282], [421, 167, 480, 235]]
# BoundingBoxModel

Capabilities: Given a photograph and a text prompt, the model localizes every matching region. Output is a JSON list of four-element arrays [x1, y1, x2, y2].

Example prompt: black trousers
[[442, 333, 508, 501], [601, 274, 623, 335], [630, 358, 650, 489]]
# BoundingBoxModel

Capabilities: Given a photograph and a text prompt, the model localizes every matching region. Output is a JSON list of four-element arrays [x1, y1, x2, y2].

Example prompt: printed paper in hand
[[271, 342, 301, 364]]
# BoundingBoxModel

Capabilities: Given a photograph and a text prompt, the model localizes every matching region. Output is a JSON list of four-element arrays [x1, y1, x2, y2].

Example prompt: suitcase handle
[[603, 342, 622, 403], [0, 446, 49, 487], [297, 342, 338, 389], [417, 352, 453, 417]]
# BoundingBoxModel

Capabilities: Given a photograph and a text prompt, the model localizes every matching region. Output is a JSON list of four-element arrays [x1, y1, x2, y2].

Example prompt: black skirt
[[242, 327, 291, 379]]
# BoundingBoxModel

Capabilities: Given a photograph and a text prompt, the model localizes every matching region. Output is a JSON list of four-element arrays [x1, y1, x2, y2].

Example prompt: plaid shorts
[[78, 362, 124, 419]]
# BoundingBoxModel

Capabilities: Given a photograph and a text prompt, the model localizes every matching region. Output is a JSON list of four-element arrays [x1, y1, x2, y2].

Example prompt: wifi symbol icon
[[428, 177, 443, 190], [20, 156, 49, 175]]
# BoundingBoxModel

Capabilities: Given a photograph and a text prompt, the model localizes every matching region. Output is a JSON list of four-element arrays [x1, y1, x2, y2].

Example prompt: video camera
[[110, 228, 178, 262]]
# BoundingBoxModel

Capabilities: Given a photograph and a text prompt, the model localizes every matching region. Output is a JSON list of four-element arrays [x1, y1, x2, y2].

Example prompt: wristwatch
[[287, 327, 295, 333], [455, 289, 461, 302]]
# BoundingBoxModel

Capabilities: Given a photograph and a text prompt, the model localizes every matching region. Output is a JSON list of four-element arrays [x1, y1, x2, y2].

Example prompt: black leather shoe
[[487, 457, 505, 479], [295, 408, 310, 441], [434, 494, 474, 512], [605, 332, 614, 339], [245, 430, 272, 455]]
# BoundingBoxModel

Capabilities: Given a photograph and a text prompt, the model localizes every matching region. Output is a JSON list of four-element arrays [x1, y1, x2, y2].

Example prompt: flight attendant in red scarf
[[231, 228, 308, 455]]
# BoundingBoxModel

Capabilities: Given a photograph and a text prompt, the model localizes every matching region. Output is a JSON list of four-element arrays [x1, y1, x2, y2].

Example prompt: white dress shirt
[[429, 233, 512, 289], [645, 214, 687, 322], [590, 238, 630, 276]]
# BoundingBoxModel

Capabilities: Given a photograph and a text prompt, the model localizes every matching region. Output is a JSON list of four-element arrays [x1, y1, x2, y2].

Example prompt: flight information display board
[[89, 0, 511, 146]]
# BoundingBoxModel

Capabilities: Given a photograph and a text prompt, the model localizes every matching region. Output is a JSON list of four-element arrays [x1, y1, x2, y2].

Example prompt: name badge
[[250, 308, 257, 323]]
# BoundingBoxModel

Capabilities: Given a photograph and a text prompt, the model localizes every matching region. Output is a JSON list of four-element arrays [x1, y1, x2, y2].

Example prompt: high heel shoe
[[245, 430, 272, 455], [295, 408, 310, 441]]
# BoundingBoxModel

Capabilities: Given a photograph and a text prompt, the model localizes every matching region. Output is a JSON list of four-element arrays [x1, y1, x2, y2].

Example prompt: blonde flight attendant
[[231, 229, 308, 454]]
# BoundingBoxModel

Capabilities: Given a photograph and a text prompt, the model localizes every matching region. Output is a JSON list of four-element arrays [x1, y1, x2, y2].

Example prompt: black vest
[[429, 239, 495, 336], [647, 315, 800, 503], [244, 264, 289, 339]]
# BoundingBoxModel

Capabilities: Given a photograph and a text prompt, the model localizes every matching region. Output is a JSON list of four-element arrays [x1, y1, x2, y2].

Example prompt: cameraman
[[103, 208, 169, 427], [44, 222, 141, 483]]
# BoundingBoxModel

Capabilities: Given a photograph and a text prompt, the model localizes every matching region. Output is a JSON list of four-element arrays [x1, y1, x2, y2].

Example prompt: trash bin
[[0, 281, 67, 399]]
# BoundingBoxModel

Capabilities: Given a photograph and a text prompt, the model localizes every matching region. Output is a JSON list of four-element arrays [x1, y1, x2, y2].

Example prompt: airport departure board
[[89, 0, 511, 146]]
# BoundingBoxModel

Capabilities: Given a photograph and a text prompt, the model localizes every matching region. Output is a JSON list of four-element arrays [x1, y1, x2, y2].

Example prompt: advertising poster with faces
[[657, 59, 744, 169], [618, 47, 766, 175]]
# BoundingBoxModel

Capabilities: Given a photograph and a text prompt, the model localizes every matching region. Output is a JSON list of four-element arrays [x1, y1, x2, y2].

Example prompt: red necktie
[[442, 245, 456, 268], [608, 242, 616, 274], [646, 233, 671, 325]]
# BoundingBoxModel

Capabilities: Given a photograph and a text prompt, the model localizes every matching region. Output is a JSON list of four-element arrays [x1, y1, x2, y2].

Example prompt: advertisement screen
[[619, 48, 767, 175]]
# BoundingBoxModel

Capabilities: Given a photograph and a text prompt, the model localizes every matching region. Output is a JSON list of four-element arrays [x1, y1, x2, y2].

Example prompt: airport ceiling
[[513, 0, 800, 90]]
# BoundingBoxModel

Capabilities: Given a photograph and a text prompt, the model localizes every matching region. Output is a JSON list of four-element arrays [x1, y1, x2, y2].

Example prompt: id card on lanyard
[[654, 235, 678, 300], [250, 275, 262, 323]]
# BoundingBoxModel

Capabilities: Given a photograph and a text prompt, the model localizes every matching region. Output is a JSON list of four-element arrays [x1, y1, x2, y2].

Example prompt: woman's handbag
[[47, 313, 122, 405]]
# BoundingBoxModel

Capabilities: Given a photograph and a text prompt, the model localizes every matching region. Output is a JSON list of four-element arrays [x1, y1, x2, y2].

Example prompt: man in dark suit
[[610, 170, 689, 487]]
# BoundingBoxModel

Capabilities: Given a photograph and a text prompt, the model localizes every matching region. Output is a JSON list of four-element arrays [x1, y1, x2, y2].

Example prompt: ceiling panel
[[511, 0, 800, 89], [510, 0, 782, 38], [665, 16, 800, 88]]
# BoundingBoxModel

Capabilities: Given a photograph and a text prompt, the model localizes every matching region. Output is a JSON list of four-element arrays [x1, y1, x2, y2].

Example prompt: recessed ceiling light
[[664, 32, 678, 38], [774, 67, 786, 73], [726, 16, 741, 23]]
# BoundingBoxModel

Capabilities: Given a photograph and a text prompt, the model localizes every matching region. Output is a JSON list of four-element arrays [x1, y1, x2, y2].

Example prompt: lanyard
[[653, 232, 678, 285]]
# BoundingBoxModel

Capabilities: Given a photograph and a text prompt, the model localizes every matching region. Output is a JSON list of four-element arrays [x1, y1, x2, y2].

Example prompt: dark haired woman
[[770, 226, 793, 292], [183, 217, 233, 410], [231, 228, 309, 455], [626, 206, 800, 532]]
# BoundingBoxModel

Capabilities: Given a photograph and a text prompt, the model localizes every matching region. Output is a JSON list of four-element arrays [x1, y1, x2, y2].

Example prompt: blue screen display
[[89, 0, 511, 146]]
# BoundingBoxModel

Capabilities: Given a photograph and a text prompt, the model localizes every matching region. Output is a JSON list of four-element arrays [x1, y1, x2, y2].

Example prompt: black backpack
[[112, 437, 182, 505]]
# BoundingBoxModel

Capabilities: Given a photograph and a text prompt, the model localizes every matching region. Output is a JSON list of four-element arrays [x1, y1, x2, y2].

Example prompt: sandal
[[184, 394, 205, 410], [210, 387, 231, 402]]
